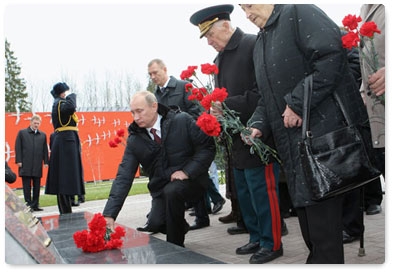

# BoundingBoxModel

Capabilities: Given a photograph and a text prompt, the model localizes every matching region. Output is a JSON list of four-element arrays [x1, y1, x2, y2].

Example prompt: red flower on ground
[[73, 213, 126, 253]]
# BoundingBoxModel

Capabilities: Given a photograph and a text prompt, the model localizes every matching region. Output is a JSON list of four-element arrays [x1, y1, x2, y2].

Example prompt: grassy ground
[[12, 177, 150, 207]]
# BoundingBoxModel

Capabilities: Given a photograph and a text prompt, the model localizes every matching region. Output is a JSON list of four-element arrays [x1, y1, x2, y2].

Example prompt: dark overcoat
[[45, 93, 85, 196], [250, 4, 370, 207], [155, 76, 201, 119], [15, 126, 49, 178], [103, 104, 216, 220], [214, 27, 267, 169]]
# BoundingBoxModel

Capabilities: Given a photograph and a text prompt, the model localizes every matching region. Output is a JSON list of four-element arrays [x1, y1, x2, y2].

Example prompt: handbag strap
[[301, 74, 313, 141], [301, 74, 353, 141], [333, 91, 353, 125]]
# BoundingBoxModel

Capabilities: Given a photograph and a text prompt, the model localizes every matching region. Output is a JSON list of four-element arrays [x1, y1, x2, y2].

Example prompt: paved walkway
[[34, 184, 386, 264]]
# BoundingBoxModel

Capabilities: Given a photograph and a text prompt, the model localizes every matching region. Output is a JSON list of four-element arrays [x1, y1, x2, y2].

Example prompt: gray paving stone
[[34, 184, 385, 264]]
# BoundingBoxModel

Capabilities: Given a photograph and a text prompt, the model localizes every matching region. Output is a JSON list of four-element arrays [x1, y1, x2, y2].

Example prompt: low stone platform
[[40, 212, 223, 264]]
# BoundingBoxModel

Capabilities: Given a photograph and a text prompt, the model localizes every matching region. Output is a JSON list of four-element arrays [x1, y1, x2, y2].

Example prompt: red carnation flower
[[342, 14, 362, 30], [341, 14, 384, 104], [185, 82, 193, 92], [201, 63, 219, 75], [179, 63, 281, 165], [211, 87, 228, 103], [200, 94, 214, 111], [180, 66, 198, 80], [196, 112, 221, 137], [359, 21, 381, 38], [341, 31, 360, 49], [73, 213, 126, 253]]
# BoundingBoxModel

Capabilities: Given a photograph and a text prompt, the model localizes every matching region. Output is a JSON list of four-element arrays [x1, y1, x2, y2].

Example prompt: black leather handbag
[[298, 75, 381, 201]]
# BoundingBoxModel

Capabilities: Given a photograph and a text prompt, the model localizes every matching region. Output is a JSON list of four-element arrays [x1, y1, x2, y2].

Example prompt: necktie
[[150, 128, 161, 144], [158, 87, 165, 94]]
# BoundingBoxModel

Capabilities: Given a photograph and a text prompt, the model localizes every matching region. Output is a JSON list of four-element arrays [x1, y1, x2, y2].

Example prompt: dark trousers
[[365, 147, 384, 208], [342, 188, 363, 236], [279, 176, 294, 217], [22, 176, 41, 209], [57, 194, 72, 214], [233, 163, 282, 251], [205, 177, 223, 206], [225, 158, 245, 228], [148, 178, 206, 247], [296, 195, 344, 264]]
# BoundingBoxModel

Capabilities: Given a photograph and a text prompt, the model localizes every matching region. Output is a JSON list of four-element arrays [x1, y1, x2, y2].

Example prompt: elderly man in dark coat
[[190, 4, 284, 264], [240, 4, 373, 263], [103, 91, 215, 247], [15, 114, 49, 211], [45, 82, 85, 214]]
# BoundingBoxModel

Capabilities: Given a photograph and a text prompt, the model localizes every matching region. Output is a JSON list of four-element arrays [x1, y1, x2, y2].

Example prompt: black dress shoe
[[249, 246, 283, 264], [219, 212, 237, 223], [366, 204, 382, 215], [236, 242, 260, 255], [32, 207, 43, 211], [78, 195, 85, 203], [137, 224, 153, 232], [212, 199, 226, 214], [227, 226, 249, 235], [71, 201, 80, 207], [342, 231, 359, 244], [189, 220, 210, 230]]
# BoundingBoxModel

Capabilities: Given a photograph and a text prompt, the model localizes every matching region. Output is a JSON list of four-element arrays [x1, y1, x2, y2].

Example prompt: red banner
[[5, 111, 139, 189]]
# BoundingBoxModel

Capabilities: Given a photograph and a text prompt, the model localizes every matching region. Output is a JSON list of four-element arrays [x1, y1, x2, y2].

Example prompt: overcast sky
[[3, 1, 371, 93], [1, 1, 394, 270]]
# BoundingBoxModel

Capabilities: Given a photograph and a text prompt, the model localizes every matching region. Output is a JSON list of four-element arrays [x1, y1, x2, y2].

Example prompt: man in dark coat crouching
[[103, 91, 216, 247]]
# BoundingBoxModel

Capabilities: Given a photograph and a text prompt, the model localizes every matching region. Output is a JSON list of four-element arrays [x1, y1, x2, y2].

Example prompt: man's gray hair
[[148, 58, 166, 69], [132, 91, 158, 106]]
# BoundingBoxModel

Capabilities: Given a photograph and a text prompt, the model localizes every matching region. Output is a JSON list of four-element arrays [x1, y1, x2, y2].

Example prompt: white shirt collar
[[147, 114, 162, 139], [160, 78, 170, 89]]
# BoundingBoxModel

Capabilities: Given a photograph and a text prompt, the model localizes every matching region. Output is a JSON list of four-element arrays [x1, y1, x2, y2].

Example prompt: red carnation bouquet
[[180, 63, 280, 165], [341, 14, 384, 103], [73, 213, 126, 253]]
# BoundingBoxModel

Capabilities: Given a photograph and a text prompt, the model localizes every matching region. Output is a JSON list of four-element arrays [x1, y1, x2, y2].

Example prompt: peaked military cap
[[190, 4, 234, 38]]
